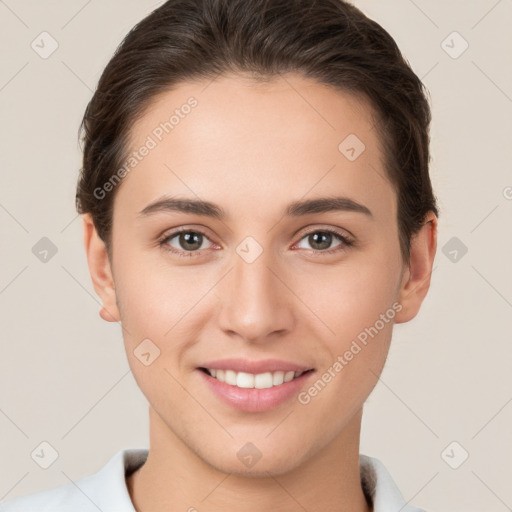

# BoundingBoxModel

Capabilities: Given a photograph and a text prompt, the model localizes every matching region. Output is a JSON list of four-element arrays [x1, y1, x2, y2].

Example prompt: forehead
[[116, 72, 394, 220], [130, 71, 380, 155]]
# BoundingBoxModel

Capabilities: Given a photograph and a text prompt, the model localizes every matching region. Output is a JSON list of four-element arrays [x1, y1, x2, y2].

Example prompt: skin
[[83, 72, 437, 512]]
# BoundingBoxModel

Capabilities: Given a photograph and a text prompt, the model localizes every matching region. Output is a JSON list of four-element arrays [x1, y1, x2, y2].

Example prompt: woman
[[1, 0, 438, 510]]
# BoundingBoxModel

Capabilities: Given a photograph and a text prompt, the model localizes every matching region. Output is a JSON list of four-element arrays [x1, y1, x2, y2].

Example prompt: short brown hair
[[76, 0, 439, 265]]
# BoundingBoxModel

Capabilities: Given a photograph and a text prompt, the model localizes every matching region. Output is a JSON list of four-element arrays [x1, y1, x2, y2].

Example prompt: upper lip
[[199, 358, 314, 374]]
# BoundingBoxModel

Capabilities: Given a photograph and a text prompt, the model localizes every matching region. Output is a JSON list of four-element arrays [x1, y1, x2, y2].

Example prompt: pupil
[[310, 232, 331, 250], [181, 232, 201, 250]]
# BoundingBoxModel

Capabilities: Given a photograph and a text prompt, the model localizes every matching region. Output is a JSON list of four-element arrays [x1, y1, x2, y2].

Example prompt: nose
[[216, 248, 295, 344]]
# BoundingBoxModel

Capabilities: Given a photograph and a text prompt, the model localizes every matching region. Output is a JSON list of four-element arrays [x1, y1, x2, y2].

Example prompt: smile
[[200, 368, 312, 389]]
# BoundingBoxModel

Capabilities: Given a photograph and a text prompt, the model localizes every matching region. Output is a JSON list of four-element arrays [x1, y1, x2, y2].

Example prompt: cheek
[[112, 258, 200, 408], [112, 252, 216, 379], [114, 248, 200, 329], [295, 262, 400, 432], [302, 253, 402, 344]]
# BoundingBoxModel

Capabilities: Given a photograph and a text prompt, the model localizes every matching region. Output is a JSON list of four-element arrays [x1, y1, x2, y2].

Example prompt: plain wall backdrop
[[0, 1, 511, 511]]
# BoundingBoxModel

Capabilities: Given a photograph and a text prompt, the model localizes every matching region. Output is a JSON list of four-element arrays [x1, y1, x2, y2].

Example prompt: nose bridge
[[216, 242, 293, 342]]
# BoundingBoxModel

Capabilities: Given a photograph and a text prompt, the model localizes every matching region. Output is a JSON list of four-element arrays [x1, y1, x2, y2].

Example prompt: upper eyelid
[[295, 225, 353, 241]]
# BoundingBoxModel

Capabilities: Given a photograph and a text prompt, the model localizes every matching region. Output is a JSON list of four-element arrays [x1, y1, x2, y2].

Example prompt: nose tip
[[216, 255, 294, 343]]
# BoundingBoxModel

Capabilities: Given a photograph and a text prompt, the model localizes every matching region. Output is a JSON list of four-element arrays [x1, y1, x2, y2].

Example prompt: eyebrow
[[137, 195, 373, 219]]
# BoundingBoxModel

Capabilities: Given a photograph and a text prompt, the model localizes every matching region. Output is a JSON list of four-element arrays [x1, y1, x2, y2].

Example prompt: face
[[86, 72, 433, 476]]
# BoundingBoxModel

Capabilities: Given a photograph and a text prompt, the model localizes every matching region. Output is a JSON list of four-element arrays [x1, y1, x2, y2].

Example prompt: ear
[[82, 213, 120, 323], [394, 211, 438, 324]]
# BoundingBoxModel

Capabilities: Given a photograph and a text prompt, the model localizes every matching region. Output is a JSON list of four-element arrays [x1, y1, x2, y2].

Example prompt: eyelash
[[158, 226, 354, 259]]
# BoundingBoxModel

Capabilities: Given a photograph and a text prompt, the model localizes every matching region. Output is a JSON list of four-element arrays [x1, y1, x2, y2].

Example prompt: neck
[[127, 407, 372, 512]]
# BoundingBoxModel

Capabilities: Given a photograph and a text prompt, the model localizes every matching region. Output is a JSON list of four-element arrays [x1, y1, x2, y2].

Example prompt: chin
[[202, 442, 308, 478], [214, 457, 301, 478]]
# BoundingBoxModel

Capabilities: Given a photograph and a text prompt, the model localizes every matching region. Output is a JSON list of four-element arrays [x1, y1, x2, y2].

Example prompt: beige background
[[1, 1, 511, 511]]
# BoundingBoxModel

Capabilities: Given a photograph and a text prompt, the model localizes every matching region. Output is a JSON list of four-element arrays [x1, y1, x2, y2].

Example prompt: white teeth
[[284, 371, 295, 383], [254, 372, 273, 389], [272, 371, 284, 386], [236, 372, 254, 388], [205, 368, 307, 389], [225, 370, 237, 386]]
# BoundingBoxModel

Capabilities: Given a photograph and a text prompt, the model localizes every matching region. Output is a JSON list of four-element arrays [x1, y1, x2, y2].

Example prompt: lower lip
[[198, 369, 315, 412]]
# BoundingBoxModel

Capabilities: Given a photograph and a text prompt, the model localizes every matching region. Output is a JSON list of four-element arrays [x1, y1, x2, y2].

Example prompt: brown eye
[[161, 229, 213, 257], [307, 232, 336, 251], [295, 229, 354, 254], [175, 231, 204, 251]]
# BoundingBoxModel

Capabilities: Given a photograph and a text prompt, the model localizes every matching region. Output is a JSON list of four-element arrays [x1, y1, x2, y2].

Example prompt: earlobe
[[395, 211, 438, 324], [82, 213, 121, 323]]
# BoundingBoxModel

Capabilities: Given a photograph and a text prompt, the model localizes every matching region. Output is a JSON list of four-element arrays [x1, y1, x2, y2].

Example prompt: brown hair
[[76, 0, 439, 265]]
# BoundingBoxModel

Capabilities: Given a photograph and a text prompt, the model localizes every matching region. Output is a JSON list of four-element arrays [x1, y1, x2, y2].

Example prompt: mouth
[[198, 367, 315, 389], [196, 358, 316, 412]]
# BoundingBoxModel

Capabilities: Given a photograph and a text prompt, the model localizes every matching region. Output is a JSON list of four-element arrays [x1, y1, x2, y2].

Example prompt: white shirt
[[0, 448, 426, 511]]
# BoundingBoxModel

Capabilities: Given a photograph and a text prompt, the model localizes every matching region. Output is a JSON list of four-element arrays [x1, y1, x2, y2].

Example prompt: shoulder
[[0, 448, 148, 512], [360, 454, 428, 512], [0, 481, 91, 512]]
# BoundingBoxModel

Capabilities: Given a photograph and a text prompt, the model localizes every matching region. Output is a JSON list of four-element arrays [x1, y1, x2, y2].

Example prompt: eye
[[294, 229, 354, 255], [159, 226, 354, 259], [160, 228, 215, 258]]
